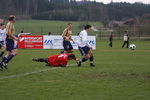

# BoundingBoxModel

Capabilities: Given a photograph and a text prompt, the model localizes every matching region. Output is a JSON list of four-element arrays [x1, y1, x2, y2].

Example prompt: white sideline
[[0, 64, 77, 80]]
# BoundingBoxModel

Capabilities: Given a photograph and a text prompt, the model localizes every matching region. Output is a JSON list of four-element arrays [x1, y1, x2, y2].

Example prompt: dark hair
[[68, 54, 76, 60], [21, 30, 24, 33], [0, 23, 4, 26], [124, 30, 127, 33], [68, 23, 72, 25], [84, 25, 92, 30], [8, 15, 15, 21]]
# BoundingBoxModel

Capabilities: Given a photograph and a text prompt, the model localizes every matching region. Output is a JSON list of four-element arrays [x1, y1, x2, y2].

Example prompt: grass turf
[[14, 20, 102, 35], [0, 40, 150, 100]]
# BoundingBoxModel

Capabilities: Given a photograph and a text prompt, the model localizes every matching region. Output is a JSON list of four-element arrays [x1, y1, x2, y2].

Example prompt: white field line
[[0, 62, 147, 80], [0, 64, 77, 80]]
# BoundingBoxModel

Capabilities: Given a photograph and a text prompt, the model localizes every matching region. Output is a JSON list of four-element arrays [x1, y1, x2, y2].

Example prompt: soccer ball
[[129, 44, 136, 50]]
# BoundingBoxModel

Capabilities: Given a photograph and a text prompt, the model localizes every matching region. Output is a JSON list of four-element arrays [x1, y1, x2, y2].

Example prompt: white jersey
[[0, 29, 6, 42], [76, 30, 89, 47], [123, 35, 128, 41]]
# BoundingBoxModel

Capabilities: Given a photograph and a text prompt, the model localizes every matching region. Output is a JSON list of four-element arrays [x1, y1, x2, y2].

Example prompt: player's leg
[[0, 50, 8, 70], [122, 41, 126, 48], [3, 39, 18, 65], [126, 41, 129, 48], [0, 42, 4, 57], [78, 54, 90, 67], [5, 38, 19, 64], [32, 58, 50, 66], [110, 41, 112, 47], [0, 39, 17, 69], [5, 49, 18, 64], [32, 58, 47, 62], [0, 45, 6, 57], [0, 51, 11, 69], [63, 40, 73, 53], [60, 40, 66, 54], [109, 41, 112, 47], [78, 46, 90, 66], [89, 49, 95, 67], [67, 41, 74, 53]]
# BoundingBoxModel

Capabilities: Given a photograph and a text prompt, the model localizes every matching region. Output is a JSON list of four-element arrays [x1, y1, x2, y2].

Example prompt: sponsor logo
[[19, 37, 25, 42], [19, 36, 43, 43], [88, 40, 95, 45], [44, 40, 53, 45]]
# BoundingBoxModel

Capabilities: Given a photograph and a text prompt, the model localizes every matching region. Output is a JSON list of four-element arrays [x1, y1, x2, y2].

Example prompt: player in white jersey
[[0, 24, 6, 57], [76, 25, 95, 67], [122, 31, 129, 48]]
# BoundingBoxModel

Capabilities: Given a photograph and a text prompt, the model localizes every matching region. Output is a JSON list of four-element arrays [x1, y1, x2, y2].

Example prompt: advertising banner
[[18, 35, 96, 50], [18, 35, 43, 49]]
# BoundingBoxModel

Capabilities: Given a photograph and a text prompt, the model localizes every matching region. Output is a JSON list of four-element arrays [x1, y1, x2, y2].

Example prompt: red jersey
[[48, 54, 69, 67]]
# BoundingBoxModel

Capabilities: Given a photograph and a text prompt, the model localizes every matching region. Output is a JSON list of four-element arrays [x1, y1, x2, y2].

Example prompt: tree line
[[0, 0, 150, 22]]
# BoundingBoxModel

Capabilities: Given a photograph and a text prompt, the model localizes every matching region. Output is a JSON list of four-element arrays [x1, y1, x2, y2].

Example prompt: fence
[[15, 25, 150, 40]]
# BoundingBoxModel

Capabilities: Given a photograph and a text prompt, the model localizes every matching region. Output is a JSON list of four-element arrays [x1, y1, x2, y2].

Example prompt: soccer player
[[32, 53, 77, 67], [122, 31, 130, 48], [61, 23, 74, 53], [0, 15, 18, 70], [108, 32, 113, 47], [0, 24, 6, 57], [77, 25, 95, 67]]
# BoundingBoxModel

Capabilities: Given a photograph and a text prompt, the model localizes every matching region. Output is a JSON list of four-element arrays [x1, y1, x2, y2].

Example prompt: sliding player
[[32, 53, 77, 67], [77, 25, 95, 67]]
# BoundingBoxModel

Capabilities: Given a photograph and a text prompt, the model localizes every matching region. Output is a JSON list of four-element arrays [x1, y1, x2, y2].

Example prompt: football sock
[[5, 54, 15, 63], [89, 56, 94, 64], [38, 58, 48, 63], [81, 57, 88, 62], [0, 57, 7, 64], [0, 51, 4, 57]]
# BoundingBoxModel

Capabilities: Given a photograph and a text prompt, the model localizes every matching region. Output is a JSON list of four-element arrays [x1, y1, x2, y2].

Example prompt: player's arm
[[62, 29, 68, 38], [69, 36, 75, 43], [59, 64, 66, 67], [7, 24, 18, 41]]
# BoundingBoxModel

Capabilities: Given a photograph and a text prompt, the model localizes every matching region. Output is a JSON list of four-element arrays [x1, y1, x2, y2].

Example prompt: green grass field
[[14, 20, 102, 35], [0, 40, 150, 100]]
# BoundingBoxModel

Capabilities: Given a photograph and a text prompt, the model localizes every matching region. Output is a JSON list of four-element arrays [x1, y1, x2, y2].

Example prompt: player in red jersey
[[32, 53, 77, 67]]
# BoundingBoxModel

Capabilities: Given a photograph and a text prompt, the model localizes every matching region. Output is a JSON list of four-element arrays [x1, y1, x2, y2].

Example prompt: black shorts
[[63, 40, 73, 51], [6, 38, 17, 51], [79, 46, 90, 56]]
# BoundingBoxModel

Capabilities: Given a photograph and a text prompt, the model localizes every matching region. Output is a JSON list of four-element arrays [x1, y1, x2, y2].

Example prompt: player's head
[[0, 24, 5, 29], [68, 54, 76, 60], [84, 25, 92, 32], [67, 23, 73, 30], [124, 30, 128, 33], [8, 15, 16, 23]]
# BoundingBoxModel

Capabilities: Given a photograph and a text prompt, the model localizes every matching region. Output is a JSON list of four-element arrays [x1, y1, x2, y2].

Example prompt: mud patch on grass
[[44, 80, 60, 83], [83, 72, 150, 80]]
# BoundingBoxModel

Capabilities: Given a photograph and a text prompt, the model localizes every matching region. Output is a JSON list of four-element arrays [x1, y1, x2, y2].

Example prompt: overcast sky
[[76, 0, 150, 4]]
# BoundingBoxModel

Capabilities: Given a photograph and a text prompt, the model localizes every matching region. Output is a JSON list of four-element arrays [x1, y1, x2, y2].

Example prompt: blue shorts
[[6, 38, 17, 51], [79, 46, 90, 56], [63, 40, 73, 51]]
